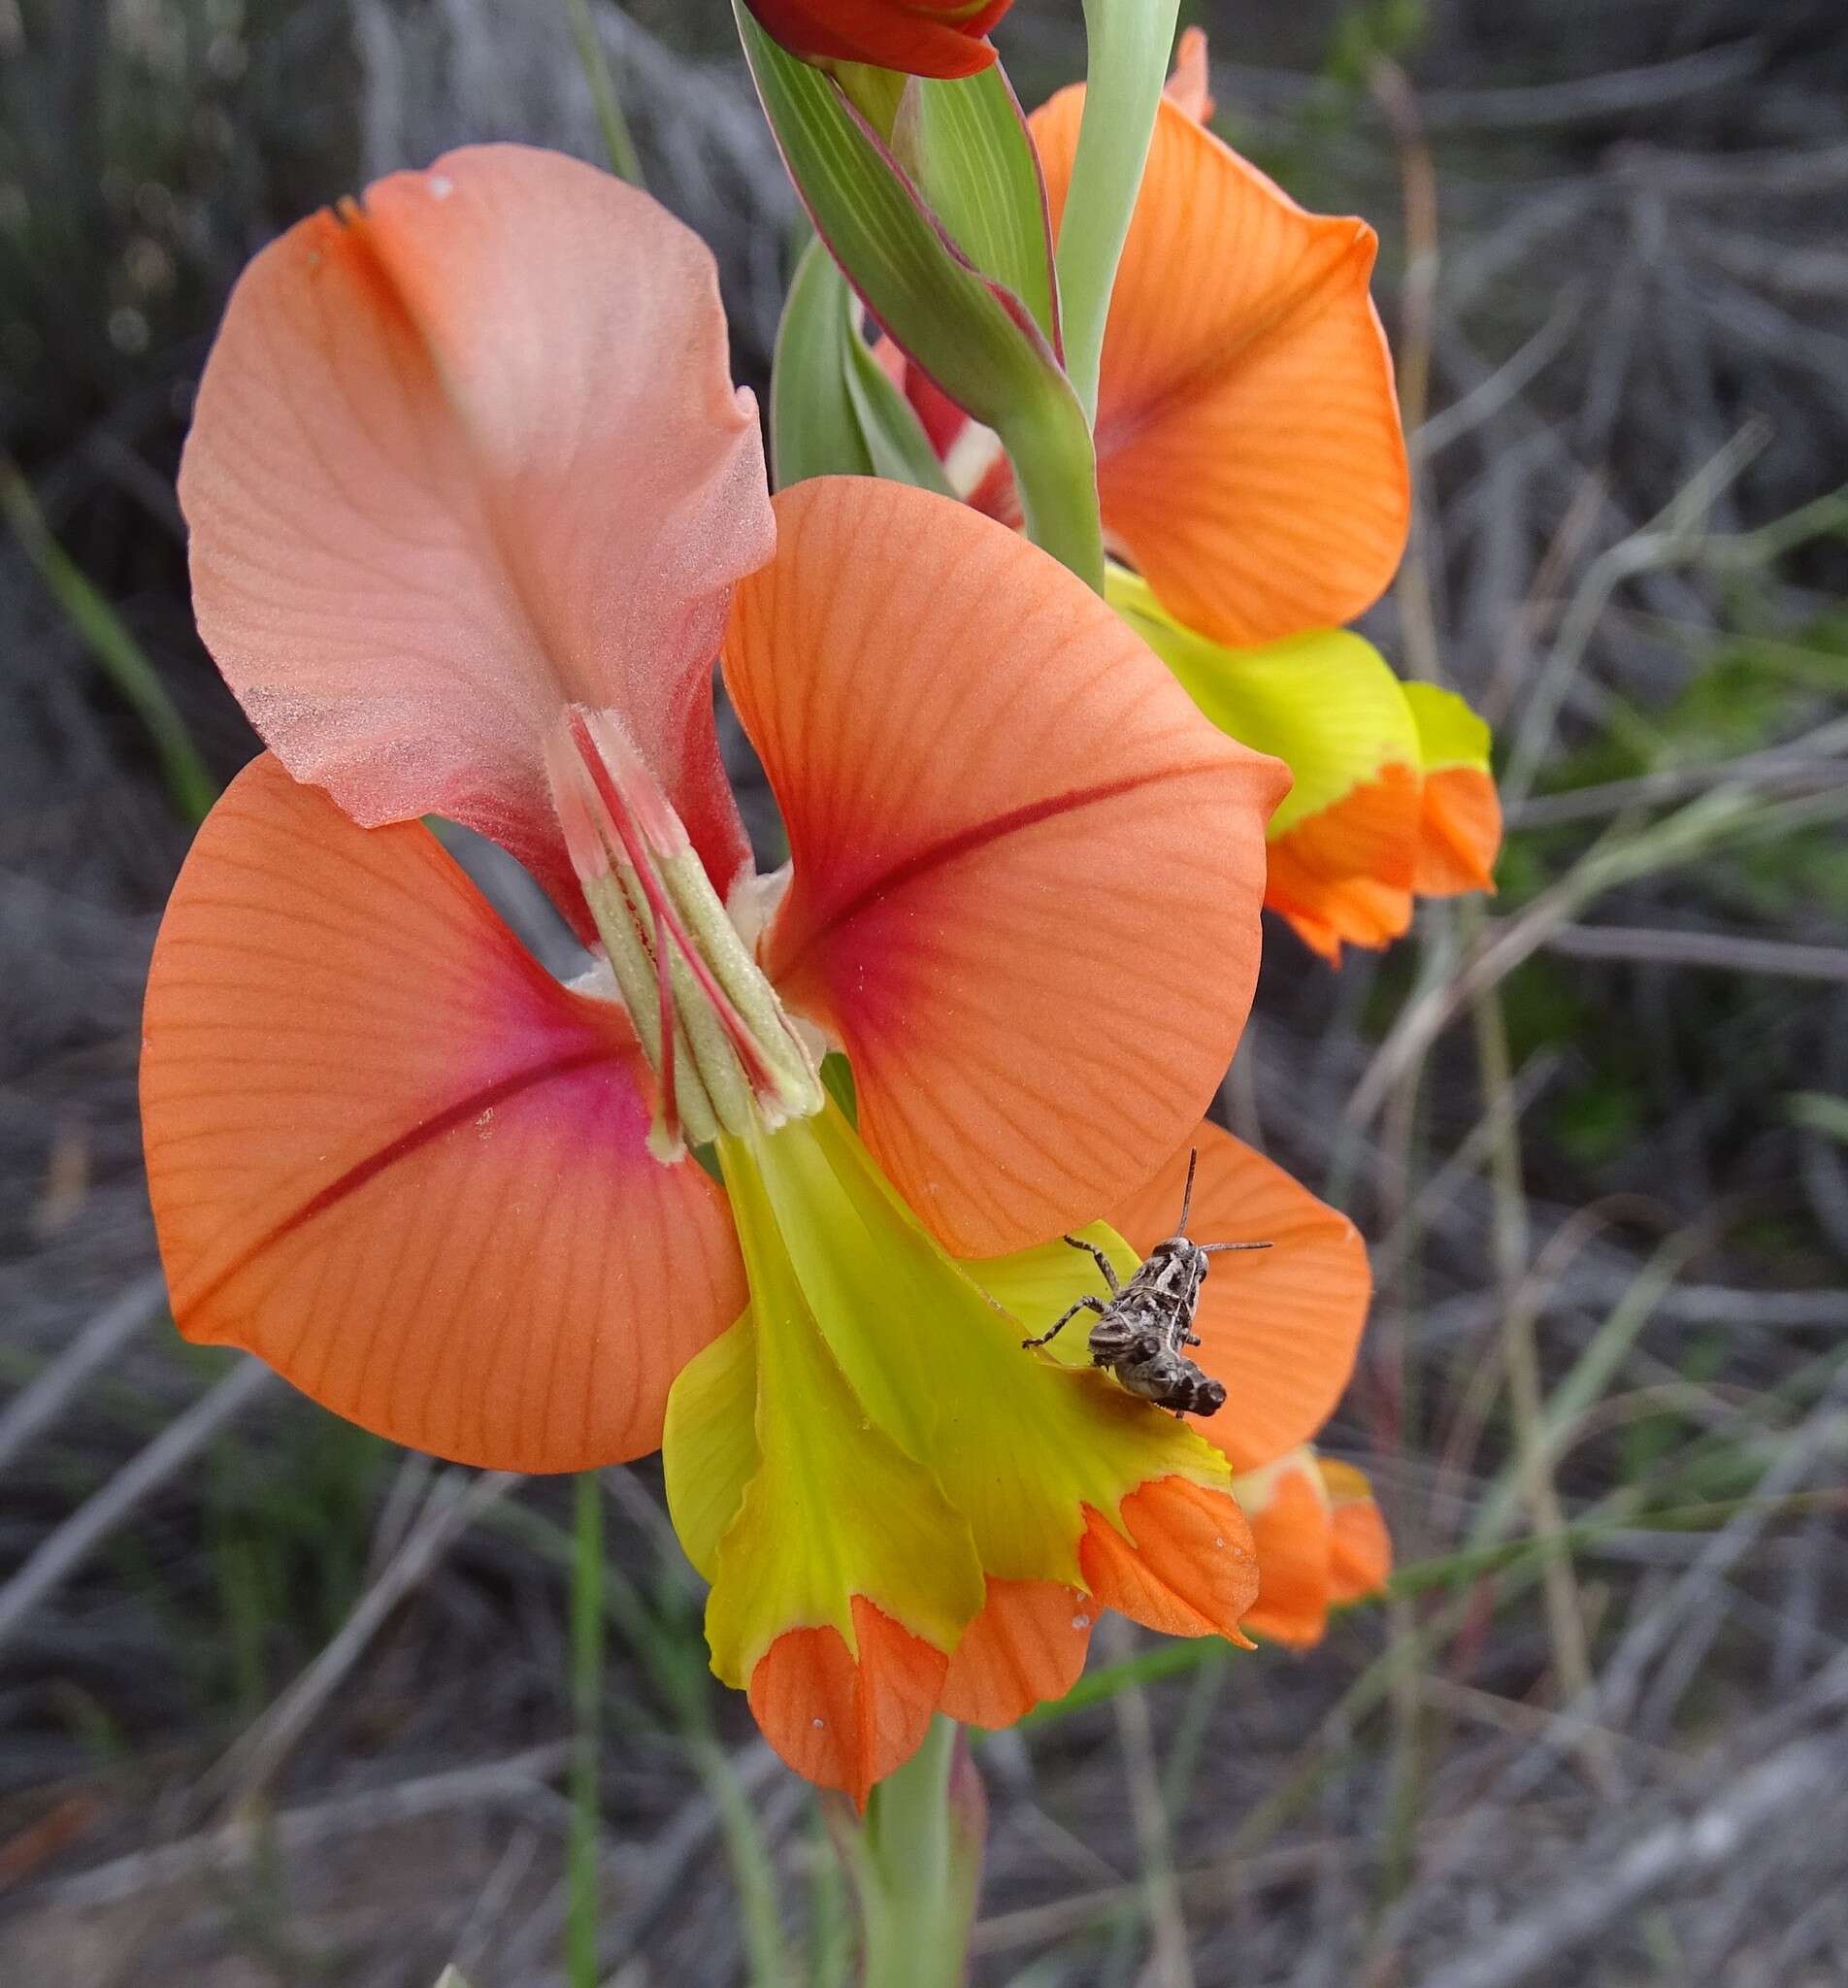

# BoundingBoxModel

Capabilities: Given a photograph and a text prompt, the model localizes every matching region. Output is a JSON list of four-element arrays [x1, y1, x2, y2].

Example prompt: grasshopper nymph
[[1021, 1150, 1269, 1417]]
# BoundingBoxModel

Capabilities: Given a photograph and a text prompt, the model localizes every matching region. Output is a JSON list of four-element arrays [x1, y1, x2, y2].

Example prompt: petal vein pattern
[[141, 755, 745, 1471], [180, 145, 775, 929], [725, 480, 1287, 1258]]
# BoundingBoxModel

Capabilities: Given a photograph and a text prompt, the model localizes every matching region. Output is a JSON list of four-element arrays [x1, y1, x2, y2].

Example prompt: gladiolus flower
[[886, 40, 1501, 961], [743, 0, 1011, 81], [142, 145, 1319, 1800], [1234, 1448, 1392, 1646]]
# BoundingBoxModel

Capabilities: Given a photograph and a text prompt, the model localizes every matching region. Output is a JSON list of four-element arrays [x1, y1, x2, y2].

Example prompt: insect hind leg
[[1022, 1293, 1108, 1350], [1061, 1232, 1123, 1295]]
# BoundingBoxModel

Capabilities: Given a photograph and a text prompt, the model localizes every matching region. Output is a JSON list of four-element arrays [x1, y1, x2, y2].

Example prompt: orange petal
[[1274, 762, 1420, 890], [1078, 1477, 1259, 1641], [1238, 1459, 1334, 1647], [937, 1579, 1094, 1728], [1267, 866, 1413, 964], [1106, 1124, 1371, 1474], [748, 1597, 947, 1806], [1033, 95, 1408, 646], [1414, 764, 1502, 897], [729, 479, 1286, 1259], [180, 145, 772, 928], [1264, 766, 1419, 962], [141, 754, 744, 1471], [1321, 1458, 1393, 1603], [1163, 25, 1216, 123]]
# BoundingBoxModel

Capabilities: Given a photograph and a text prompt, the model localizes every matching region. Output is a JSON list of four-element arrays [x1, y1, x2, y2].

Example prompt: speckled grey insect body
[[1019, 1150, 1270, 1418]]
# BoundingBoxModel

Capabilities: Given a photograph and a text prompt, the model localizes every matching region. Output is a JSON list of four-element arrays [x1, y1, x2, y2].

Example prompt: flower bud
[[742, 0, 1011, 82]]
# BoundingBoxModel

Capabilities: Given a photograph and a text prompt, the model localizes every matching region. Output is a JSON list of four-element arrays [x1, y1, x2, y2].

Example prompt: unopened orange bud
[[742, 0, 1011, 82]]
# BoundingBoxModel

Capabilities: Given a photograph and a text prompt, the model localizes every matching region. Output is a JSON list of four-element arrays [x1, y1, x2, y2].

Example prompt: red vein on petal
[[777, 762, 1226, 977], [176, 1047, 611, 1319]]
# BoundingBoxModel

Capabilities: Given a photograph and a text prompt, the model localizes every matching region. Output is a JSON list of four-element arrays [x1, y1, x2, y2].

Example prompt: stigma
[[544, 705, 822, 1162]]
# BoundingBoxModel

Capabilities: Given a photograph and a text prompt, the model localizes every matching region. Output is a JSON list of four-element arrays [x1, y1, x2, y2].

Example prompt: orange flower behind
[[1237, 1450, 1392, 1646], [994, 83, 1408, 646], [878, 42, 1499, 966], [1113, 578, 1502, 965]]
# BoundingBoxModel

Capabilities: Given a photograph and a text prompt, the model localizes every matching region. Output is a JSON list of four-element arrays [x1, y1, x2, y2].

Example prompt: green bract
[[738, 1, 1104, 588], [771, 239, 952, 493]]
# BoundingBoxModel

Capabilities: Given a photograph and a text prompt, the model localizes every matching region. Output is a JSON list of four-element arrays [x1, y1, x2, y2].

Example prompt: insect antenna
[[1177, 1147, 1199, 1234], [1201, 1240, 1272, 1255]]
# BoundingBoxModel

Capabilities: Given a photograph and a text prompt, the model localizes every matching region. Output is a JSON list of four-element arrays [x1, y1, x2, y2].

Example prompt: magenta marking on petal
[[181, 1048, 610, 1320]]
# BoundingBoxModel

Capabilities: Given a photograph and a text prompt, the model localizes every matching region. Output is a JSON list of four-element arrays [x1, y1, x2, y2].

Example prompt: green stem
[[857, 1718, 980, 1988], [998, 390, 1107, 594], [1056, 0, 1182, 424], [567, 1472, 604, 1988], [564, 0, 645, 186]]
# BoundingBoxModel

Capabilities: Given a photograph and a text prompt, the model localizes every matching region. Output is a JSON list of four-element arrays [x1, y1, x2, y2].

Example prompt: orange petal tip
[[1238, 1458, 1335, 1647], [937, 1579, 1093, 1729], [1414, 763, 1503, 898], [1163, 26, 1215, 123], [1078, 1476, 1259, 1646], [748, 1597, 947, 1806], [1322, 1459, 1393, 1604]]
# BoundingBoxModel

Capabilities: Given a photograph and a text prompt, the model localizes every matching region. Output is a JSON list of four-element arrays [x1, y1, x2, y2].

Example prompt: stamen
[[544, 706, 822, 1161], [568, 709, 783, 1103]]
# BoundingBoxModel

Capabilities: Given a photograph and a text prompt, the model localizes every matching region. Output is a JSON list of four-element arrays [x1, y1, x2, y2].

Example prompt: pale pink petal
[[180, 144, 774, 921]]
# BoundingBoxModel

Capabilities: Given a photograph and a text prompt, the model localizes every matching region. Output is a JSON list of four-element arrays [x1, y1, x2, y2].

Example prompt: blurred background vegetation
[[3, 2, 1846, 1982]]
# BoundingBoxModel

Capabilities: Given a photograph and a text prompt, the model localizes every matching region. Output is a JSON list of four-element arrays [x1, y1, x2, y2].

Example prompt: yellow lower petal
[[664, 1101, 1239, 1700]]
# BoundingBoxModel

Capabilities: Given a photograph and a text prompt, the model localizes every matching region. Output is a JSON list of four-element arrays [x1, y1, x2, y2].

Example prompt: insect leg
[[1061, 1233, 1123, 1296], [1021, 1294, 1109, 1349]]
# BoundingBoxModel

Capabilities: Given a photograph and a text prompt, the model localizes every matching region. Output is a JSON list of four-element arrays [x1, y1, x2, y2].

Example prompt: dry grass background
[[3, 1, 1847, 1981]]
